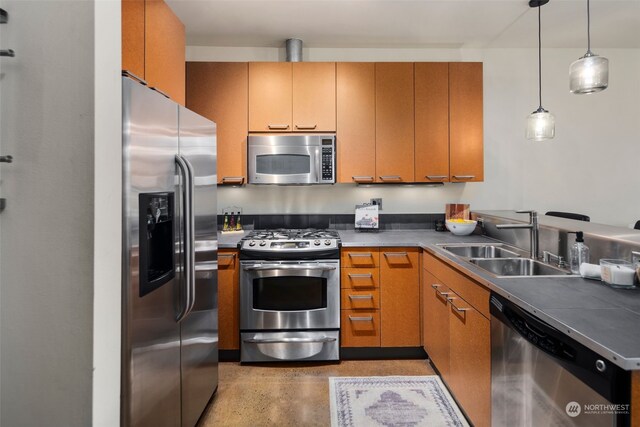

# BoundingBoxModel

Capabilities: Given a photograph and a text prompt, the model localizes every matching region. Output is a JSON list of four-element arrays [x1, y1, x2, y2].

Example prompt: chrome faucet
[[495, 210, 539, 260]]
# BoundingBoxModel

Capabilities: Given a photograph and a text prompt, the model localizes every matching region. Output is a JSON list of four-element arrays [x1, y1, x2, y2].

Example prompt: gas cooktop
[[239, 229, 341, 258]]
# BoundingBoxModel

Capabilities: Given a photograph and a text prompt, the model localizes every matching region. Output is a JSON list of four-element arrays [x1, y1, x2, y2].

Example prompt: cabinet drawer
[[341, 310, 380, 347], [341, 248, 380, 268], [423, 251, 490, 319], [341, 268, 379, 289], [218, 251, 238, 269], [341, 289, 380, 310]]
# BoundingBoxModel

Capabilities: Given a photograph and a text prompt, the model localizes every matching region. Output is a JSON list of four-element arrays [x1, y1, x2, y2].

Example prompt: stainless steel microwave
[[248, 134, 336, 184]]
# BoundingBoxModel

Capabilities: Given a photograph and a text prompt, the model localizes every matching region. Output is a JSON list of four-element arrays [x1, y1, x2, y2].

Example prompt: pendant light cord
[[586, 0, 591, 53], [538, 5, 542, 109]]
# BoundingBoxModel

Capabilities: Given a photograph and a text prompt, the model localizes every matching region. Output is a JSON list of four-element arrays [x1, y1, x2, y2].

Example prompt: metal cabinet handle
[[384, 252, 408, 257], [431, 284, 451, 298], [243, 337, 336, 344], [349, 316, 374, 322], [352, 176, 374, 182], [295, 124, 317, 130], [268, 124, 290, 130], [221, 176, 244, 184], [219, 253, 236, 259], [379, 175, 402, 181], [348, 273, 373, 279], [452, 175, 475, 180], [426, 175, 447, 180], [349, 294, 374, 300], [348, 253, 373, 258], [447, 297, 469, 313]]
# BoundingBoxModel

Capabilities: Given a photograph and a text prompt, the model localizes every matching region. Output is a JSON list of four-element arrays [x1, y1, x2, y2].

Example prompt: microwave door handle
[[316, 146, 321, 183], [175, 155, 192, 322], [183, 155, 196, 317]]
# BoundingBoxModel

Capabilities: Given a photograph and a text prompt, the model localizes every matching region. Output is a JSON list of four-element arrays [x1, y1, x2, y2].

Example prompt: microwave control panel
[[321, 139, 334, 183]]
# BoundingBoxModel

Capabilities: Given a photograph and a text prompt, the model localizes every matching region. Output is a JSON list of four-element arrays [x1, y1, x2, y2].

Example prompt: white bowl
[[445, 220, 477, 236]]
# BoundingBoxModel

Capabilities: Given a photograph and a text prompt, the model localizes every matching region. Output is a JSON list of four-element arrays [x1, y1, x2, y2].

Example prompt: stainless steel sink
[[468, 258, 574, 277], [438, 243, 523, 259]]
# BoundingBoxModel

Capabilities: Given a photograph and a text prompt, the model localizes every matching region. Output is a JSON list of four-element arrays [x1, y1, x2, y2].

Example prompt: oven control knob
[[259, 241, 267, 246], [324, 240, 331, 245], [314, 240, 321, 246], [248, 241, 256, 246], [596, 359, 607, 372]]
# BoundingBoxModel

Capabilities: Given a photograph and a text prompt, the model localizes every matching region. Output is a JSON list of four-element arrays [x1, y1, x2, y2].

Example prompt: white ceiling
[[167, 0, 640, 49]]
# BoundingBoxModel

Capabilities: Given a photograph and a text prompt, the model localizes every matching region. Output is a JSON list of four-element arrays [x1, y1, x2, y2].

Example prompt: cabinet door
[[292, 62, 336, 132], [218, 250, 240, 350], [449, 62, 483, 182], [375, 63, 414, 183], [422, 270, 450, 380], [337, 62, 376, 183], [145, 0, 185, 105], [448, 291, 491, 427], [248, 62, 292, 132], [122, 0, 145, 78], [415, 63, 450, 183], [186, 62, 248, 184], [380, 248, 420, 347], [341, 310, 381, 347]]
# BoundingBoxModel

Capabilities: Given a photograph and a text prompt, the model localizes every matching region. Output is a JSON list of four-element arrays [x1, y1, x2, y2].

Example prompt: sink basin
[[468, 258, 574, 277], [439, 244, 523, 259]]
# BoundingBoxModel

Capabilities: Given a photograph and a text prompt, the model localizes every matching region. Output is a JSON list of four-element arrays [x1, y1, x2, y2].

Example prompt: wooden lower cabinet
[[422, 270, 451, 380], [380, 248, 420, 347], [448, 290, 491, 427], [218, 249, 239, 350], [423, 250, 491, 426], [341, 310, 381, 347]]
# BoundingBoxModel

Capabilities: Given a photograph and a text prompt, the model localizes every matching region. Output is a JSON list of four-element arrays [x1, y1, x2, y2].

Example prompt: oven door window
[[256, 154, 311, 175], [253, 276, 327, 311]]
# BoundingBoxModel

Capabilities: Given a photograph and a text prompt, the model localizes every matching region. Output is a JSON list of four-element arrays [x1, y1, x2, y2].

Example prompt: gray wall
[[0, 1, 96, 425]]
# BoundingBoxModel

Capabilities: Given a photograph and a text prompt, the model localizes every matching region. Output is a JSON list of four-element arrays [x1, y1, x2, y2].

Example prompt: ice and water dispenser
[[139, 192, 175, 297]]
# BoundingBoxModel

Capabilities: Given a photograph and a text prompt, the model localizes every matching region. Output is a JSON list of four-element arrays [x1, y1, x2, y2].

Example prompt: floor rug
[[329, 376, 469, 427]]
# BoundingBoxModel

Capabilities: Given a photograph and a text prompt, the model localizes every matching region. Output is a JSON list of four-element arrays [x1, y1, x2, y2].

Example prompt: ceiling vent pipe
[[285, 38, 303, 62]]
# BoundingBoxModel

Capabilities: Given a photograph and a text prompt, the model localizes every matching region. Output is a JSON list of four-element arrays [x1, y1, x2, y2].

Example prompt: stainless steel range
[[239, 229, 341, 362]]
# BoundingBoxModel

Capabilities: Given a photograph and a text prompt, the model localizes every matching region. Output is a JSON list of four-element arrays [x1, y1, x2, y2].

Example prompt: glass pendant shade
[[569, 53, 608, 94], [526, 108, 555, 141]]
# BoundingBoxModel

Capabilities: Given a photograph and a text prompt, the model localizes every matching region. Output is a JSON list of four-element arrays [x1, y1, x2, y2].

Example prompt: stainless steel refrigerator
[[122, 76, 218, 427]]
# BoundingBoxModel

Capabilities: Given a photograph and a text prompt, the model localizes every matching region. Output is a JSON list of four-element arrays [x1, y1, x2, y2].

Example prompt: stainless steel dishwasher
[[490, 294, 630, 427]]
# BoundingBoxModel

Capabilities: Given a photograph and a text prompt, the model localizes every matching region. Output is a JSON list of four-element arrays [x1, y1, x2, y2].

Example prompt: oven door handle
[[243, 337, 337, 344], [243, 264, 337, 271]]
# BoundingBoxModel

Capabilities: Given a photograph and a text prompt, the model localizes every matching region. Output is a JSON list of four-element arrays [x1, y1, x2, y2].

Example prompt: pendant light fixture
[[569, 0, 608, 94], [526, 0, 555, 141]]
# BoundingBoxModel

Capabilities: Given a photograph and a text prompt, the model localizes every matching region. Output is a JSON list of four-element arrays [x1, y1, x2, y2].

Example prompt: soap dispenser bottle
[[568, 231, 590, 274]]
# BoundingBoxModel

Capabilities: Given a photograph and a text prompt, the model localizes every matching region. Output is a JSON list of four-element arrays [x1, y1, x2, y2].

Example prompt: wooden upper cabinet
[[375, 63, 415, 183], [415, 63, 450, 183], [379, 248, 420, 347], [186, 62, 248, 184], [449, 62, 484, 182], [122, 0, 145, 79], [292, 62, 336, 131], [248, 62, 292, 132], [336, 62, 376, 183], [145, 0, 186, 105]]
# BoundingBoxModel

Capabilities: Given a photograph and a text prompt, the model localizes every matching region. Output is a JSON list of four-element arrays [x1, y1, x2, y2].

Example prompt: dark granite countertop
[[219, 227, 640, 369], [340, 229, 640, 370]]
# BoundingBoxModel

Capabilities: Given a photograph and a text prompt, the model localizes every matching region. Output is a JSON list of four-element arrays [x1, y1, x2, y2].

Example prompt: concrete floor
[[198, 360, 435, 426]]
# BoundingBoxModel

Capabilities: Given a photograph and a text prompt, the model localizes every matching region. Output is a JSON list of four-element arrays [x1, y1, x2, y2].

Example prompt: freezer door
[[122, 77, 182, 427], [178, 106, 218, 427]]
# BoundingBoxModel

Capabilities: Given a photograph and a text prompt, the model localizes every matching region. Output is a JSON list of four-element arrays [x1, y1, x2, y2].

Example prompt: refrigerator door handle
[[175, 154, 194, 322], [183, 155, 197, 316]]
